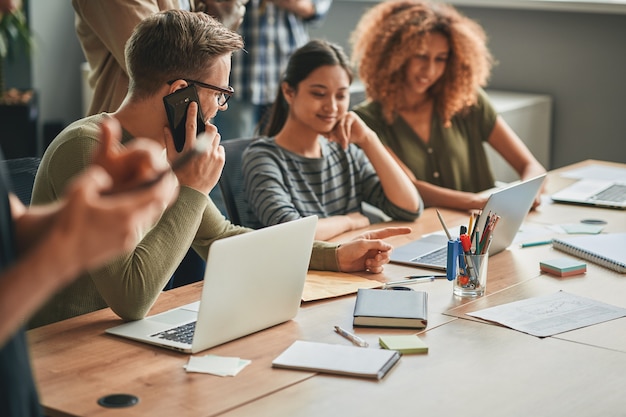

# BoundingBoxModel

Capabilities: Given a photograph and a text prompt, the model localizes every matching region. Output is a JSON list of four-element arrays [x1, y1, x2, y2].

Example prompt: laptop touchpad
[[150, 308, 198, 325]]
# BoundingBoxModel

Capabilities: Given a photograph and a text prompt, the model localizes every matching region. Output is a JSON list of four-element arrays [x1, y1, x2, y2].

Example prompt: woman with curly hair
[[351, 0, 545, 210]]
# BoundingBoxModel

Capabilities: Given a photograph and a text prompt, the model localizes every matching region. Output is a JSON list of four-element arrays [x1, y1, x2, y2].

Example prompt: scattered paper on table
[[467, 291, 626, 337], [303, 271, 382, 302], [559, 223, 604, 234], [513, 223, 555, 244], [184, 354, 251, 376], [559, 165, 626, 181]]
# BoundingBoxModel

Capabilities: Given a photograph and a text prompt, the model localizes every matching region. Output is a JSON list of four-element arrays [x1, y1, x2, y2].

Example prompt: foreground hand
[[336, 226, 412, 273], [92, 118, 169, 191], [59, 160, 178, 275]]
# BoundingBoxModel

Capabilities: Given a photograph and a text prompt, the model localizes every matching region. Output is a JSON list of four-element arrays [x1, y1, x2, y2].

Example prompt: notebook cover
[[552, 233, 626, 273], [379, 334, 429, 354], [353, 289, 428, 329], [272, 340, 400, 380]]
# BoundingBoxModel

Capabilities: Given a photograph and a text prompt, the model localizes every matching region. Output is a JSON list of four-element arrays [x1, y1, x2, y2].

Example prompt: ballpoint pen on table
[[405, 274, 447, 279], [382, 276, 435, 288], [334, 325, 368, 347]]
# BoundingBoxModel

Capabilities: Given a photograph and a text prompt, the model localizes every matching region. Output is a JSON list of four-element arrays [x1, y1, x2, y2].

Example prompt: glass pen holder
[[453, 253, 488, 297]]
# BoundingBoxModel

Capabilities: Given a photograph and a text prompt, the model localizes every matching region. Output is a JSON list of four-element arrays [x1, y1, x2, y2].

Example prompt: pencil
[[435, 209, 453, 240]]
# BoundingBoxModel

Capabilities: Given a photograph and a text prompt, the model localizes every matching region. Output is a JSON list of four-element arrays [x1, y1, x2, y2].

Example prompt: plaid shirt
[[231, 0, 332, 105]]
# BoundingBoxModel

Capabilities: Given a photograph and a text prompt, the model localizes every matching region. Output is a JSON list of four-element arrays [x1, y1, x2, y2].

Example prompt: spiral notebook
[[552, 233, 626, 273]]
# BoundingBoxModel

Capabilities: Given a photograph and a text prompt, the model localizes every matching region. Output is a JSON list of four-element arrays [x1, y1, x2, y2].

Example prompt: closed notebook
[[272, 340, 400, 380], [353, 289, 427, 329], [552, 233, 626, 273]]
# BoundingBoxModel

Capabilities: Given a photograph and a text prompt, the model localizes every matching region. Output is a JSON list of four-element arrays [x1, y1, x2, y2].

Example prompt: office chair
[[218, 137, 257, 228], [2, 157, 41, 205]]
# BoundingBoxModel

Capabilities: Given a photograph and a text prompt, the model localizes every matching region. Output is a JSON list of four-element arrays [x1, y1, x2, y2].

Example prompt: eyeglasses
[[167, 79, 235, 106]]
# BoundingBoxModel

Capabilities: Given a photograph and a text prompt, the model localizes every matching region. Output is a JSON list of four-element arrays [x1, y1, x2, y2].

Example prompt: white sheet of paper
[[467, 291, 626, 337], [512, 223, 555, 244], [184, 355, 251, 376], [559, 223, 604, 234]]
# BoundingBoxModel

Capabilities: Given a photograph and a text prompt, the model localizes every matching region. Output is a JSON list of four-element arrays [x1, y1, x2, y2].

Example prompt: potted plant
[[0, 0, 33, 102], [0, 0, 37, 158]]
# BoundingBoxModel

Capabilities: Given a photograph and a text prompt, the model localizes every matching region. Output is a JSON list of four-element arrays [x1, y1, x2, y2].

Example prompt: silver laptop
[[390, 174, 546, 270], [106, 216, 317, 354], [551, 180, 626, 210]]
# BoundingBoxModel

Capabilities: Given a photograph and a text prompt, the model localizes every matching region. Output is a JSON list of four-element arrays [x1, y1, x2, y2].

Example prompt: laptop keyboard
[[152, 321, 197, 345], [591, 184, 626, 203], [411, 246, 447, 267]]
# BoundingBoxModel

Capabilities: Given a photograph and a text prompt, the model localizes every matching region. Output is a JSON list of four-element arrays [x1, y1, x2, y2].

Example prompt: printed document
[[467, 291, 626, 337]]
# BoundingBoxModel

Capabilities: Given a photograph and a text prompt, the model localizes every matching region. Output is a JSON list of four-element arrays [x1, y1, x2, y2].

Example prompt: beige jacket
[[72, 0, 183, 115]]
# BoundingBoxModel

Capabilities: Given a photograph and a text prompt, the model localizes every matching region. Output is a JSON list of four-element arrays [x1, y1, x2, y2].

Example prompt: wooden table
[[28, 160, 626, 417]]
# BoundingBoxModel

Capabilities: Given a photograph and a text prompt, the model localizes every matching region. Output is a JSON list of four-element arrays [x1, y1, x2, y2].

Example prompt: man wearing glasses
[[29, 10, 408, 329]]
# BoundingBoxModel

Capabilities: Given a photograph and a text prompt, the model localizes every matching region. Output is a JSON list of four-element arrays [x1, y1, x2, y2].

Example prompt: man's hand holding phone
[[163, 85, 206, 153], [164, 101, 225, 195]]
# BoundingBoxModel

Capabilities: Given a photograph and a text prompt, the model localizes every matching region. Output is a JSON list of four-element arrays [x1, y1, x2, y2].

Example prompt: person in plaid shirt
[[214, 0, 332, 140]]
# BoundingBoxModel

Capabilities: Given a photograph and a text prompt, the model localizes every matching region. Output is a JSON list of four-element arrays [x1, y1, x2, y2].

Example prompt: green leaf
[[0, 8, 33, 60]]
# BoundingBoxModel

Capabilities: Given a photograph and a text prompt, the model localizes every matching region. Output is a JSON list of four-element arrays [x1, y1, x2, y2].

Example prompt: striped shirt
[[231, 0, 332, 105], [242, 136, 420, 228]]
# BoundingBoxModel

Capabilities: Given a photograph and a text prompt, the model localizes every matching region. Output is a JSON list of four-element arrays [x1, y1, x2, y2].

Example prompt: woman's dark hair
[[261, 39, 353, 137]]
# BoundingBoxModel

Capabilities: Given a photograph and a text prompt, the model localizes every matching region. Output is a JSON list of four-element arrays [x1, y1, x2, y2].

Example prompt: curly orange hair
[[350, 0, 493, 126]]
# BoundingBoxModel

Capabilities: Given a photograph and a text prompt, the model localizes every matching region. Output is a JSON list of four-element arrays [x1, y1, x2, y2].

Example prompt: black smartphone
[[163, 85, 206, 153]]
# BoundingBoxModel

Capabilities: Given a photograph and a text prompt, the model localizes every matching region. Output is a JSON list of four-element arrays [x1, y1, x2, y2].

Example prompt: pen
[[405, 274, 447, 279], [334, 325, 368, 347], [459, 233, 477, 280], [382, 277, 434, 288], [520, 239, 553, 248]]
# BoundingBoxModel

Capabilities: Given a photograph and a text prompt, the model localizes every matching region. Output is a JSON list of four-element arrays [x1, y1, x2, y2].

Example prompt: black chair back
[[2, 157, 41, 205], [219, 137, 256, 227]]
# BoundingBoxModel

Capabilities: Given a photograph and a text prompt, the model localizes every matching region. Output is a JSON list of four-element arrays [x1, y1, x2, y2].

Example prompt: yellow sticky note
[[378, 334, 428, 354]]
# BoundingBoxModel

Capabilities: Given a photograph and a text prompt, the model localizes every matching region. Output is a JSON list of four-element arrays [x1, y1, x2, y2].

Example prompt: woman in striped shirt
[[242, 39, 422, 240]]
